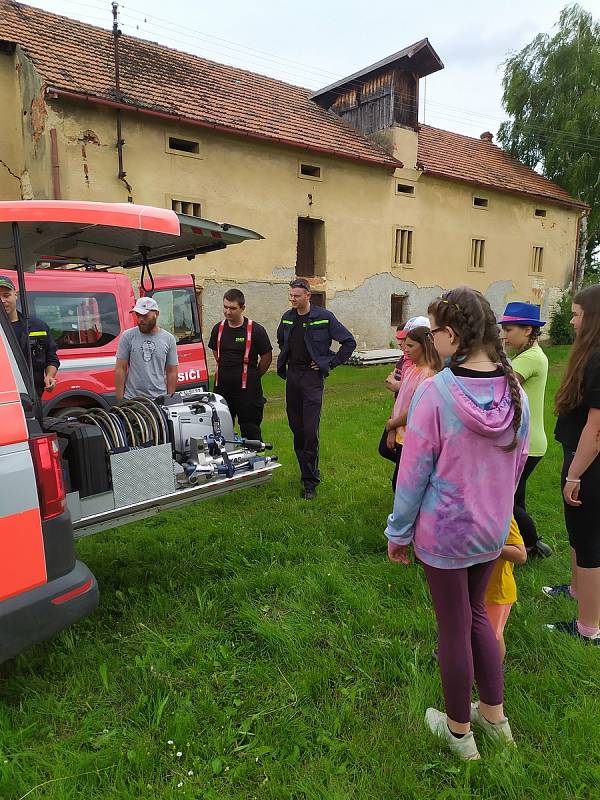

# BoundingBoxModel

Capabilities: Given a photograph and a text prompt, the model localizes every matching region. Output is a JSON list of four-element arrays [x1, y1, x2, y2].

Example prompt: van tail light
[[29, 434, 66, 521]]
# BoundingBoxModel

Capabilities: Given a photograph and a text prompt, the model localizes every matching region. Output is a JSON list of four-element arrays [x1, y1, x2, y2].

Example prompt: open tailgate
[[72, 461, 280, 539], [0, 201, 263, 270]]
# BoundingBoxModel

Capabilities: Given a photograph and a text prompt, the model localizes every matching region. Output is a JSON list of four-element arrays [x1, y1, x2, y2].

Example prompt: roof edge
[[46, 87, 401, 170], [421, 166, 590, 212], [310, 38, 443, 104]]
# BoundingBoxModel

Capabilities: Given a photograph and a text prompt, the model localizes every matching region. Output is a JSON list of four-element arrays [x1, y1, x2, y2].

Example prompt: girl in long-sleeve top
[[385, 286, 529, 761]]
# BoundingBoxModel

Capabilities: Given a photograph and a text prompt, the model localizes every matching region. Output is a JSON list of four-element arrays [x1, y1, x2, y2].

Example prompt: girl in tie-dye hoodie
[[385, 287, 529, 761]]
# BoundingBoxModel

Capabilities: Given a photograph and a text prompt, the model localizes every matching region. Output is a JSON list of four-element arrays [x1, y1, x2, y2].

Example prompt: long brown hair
[[428, 286, 523, 450], [555, 285, 600, 414], [405, 326, 442, 372]]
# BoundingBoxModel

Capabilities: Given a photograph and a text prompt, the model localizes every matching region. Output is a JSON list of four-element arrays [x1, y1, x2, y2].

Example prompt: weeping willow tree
[[498, 5, 600, 284]]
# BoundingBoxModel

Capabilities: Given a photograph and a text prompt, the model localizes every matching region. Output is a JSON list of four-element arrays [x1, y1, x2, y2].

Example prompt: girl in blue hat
[[500, 301, 552, 558]]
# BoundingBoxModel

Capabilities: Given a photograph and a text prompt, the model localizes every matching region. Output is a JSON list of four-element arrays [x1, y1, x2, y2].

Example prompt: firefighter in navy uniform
[[0, 275, 60, 396], [277, 278, 356, 500], [208, 288, 272, 440]]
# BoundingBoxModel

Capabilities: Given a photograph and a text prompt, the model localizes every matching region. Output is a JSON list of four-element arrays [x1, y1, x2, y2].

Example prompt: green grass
[[1, 346, 599, 799]]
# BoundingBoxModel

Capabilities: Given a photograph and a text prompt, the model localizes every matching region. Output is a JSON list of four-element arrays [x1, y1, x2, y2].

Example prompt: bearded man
[[115, 297, 178, 402]]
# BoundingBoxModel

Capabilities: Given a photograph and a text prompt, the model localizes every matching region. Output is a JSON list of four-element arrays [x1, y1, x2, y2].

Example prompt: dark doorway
[[310, 291, 326, 308], [296, 218, 325, 277], [390, 293, 407, 327]]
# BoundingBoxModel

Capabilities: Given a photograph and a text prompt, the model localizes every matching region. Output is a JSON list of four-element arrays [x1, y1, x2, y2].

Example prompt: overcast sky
[[27, 0, 599, 139]]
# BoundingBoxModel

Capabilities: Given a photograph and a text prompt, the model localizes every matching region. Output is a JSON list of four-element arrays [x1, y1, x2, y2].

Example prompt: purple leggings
[[423, 560, 504, 724]]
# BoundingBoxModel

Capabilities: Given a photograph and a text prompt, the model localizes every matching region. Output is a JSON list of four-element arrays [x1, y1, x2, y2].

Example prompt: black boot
[[530, 539, 553, 558]]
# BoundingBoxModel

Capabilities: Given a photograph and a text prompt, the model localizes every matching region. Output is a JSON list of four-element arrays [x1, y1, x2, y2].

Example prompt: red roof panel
[[0, 1, 586, 208], [417, 125, 587, 209], [0, 0, 399, 168]]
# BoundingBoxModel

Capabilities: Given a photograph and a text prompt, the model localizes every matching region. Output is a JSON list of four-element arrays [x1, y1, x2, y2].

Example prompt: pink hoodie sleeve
[[385, 383, 440, 545]]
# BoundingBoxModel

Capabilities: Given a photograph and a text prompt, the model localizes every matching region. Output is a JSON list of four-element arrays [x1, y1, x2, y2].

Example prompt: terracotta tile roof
[[0, 0, 399, 168], [0, 0, 588, 210], [417, 124, 587, 210]]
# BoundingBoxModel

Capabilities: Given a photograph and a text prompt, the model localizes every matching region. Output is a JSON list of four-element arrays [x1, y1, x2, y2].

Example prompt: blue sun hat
[[499, 301, 546, 327]]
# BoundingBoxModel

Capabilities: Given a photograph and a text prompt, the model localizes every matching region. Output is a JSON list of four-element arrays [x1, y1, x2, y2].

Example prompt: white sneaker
[[424, 708, 480, 760], [470, 703, 514, 744]]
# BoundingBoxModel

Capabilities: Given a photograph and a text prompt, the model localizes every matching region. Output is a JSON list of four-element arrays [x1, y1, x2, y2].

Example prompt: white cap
[[404, 315, 430, 332], [131, 297, 159, 314]]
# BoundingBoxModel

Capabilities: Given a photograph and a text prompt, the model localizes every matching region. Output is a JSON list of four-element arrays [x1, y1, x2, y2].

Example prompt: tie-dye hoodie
[[385, 368, 530, 569]]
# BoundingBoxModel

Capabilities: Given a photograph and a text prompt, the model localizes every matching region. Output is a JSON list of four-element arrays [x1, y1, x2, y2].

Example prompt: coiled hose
[[77, 397, 170, 452]]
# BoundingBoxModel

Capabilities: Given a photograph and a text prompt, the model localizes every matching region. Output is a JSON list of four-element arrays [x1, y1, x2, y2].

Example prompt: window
[[535, 208, 547, 218], [165, 134, 201, 158], [170, 198, 201, 217], [310, 291, 326, 308], [395, 182, 415, 196], [473, 196, 489, 209], [296, 218, 326, 277], [150, 287, 202, 345], [390, 294, 407, 326], [470, 238, 486, 271], [28, 292, 120, 349], [530, 246, 544, 275], [299, 162, 322, 180], [394, 227, 413, 266]]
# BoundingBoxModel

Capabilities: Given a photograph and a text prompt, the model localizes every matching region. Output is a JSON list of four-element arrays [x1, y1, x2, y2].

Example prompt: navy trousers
[[285, 367, 324, 488]]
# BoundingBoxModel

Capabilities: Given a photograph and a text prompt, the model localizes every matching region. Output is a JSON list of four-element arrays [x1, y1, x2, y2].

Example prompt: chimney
[[480, 131, 494, 142]]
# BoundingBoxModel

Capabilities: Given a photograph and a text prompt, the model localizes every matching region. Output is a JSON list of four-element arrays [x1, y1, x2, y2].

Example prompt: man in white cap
[[115, 297, 178, 402]]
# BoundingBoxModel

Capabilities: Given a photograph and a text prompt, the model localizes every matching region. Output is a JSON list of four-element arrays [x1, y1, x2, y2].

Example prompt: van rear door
[[0, 308, 98, 664], [141, 275, 208, 393]]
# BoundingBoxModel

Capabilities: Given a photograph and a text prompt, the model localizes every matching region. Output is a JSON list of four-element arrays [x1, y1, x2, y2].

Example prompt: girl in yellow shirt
[[485, 517, 527, 660]]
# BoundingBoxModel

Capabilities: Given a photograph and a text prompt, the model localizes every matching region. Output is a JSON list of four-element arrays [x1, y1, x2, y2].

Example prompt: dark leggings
[[513, 455, 542, 548], [423, 560, 504, 724], [391, 444, 403, 492]]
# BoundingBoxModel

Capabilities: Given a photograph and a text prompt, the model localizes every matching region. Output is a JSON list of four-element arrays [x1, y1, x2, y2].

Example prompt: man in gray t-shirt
[[115, 297, 178, 401]]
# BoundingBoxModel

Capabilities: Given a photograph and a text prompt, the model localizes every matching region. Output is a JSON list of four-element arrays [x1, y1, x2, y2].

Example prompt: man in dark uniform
[[0, 275, 60, 396], [208, 289, 272, 440], [277, 278, 356, 500]]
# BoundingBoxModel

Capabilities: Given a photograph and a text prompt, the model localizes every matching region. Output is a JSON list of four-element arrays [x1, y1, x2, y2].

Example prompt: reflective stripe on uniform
[[306, 319, 329, 327], [281, 320, 294, 325], [28, 331, 48, 337]]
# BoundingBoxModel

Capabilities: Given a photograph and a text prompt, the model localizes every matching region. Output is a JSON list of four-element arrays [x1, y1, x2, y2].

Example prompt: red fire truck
[[0, 269, 208, 416]]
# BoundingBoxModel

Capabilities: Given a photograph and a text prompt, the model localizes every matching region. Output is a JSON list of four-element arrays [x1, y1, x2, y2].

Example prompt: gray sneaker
[[425, 708, 480, 760], [470, 703, 514, 745]]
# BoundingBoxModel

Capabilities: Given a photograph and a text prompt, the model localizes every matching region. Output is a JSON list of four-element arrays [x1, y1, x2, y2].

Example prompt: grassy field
[[1, 346, 599, 800]]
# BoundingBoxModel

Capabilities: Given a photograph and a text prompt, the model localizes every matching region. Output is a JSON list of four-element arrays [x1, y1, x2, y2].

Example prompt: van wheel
[[52, 406, 91, 420]]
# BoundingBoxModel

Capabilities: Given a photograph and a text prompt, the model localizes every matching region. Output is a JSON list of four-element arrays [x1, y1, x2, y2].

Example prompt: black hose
[[139, 249, 155, 294]]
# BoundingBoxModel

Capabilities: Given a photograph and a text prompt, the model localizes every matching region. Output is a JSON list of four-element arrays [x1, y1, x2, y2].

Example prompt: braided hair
[[525, 326, 542, 349], [428, 286, 523, 450]]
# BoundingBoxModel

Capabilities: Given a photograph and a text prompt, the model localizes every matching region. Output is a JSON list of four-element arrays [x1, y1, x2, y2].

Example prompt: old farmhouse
[[0, 0, 588, 347]]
